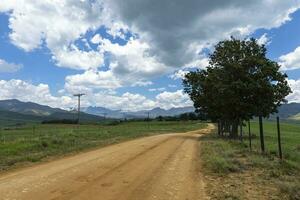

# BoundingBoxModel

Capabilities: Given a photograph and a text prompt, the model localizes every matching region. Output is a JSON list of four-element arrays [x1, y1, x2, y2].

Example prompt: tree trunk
[[240, 120, 243, 142], [217, 121, 221, 136], [230, 120, 239, 139], [220, 120, 224, 136]]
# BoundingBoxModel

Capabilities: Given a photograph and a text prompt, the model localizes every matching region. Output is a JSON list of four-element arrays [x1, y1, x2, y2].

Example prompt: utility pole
[[145, 112, 150, 129], [73, 93, 85, 124], [101, 113, 107, 120]]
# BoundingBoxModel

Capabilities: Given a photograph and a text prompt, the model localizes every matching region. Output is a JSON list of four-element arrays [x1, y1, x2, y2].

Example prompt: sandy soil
[[0, 124, 214, 200]]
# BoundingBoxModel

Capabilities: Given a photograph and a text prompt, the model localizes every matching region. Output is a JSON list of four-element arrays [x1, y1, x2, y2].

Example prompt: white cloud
[[132, 81, 153, 87], [155, 90, 193, 110], [105, 0, 300, 67], [279, 46, 300, 71], [64, 38, 170, 90], [1, 0, 300, 105], [170, 70, 189, 80], [106, 21, 129, 40], [0, 79, 192, 111], [91, 89, 192, 111], [257, 33, 271, 46], [52, 46, 104, 70], [168, 84, 177, 88], [148, 87, 166, 92], [90, 34, 102, 44], [0, 59, 22, 73], [1, 0, 299, 86], [65, 70, 122, 92], [91, 92, 156, 112], [0, 79, 74, 108], [1, 0, 108, 70], [287, 79, 300, 103], [102, 38, 170, 78]]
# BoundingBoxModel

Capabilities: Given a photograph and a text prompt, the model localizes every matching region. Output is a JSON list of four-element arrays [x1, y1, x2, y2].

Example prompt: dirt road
[[0, 124, 214, 200]]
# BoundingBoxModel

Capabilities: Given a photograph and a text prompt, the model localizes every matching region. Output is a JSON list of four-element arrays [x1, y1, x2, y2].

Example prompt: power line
[[73, 93, 85, 124]]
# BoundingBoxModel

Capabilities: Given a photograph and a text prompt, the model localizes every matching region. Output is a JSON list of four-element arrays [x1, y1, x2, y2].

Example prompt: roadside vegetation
[[0, 120, 206, 172], [182, 37, 298, 199], [200, 121, 300, 200]]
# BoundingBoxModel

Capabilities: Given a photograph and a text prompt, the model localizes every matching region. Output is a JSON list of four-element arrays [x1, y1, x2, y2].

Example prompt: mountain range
[[1, 99, 300, 126], [0, 99, 104, 126], [82, 106, 195, 119]]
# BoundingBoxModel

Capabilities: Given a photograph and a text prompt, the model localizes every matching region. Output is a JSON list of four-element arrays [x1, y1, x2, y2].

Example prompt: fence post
[[248, 121, 252, 150], [276, 116, 283, 159], [259, 116, 265, 153]]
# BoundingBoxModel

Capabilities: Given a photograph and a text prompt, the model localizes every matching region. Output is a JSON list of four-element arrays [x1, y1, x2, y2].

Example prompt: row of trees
[[155, 112, 207, 121], [183, 37, 291, 139]]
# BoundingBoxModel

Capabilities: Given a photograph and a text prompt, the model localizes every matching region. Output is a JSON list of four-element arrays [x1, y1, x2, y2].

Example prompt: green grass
[[200, 121, 300, 200], [246, 120, 300, 168], [0, 121, 206, 171]]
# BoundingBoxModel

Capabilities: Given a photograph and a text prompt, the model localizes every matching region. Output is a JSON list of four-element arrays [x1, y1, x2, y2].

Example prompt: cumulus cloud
[[94, 89, 192, 111], [0, 79, 74, 108], [257, 33, 271, 46], [1, 0, 300, 109], [52, 46, 104, 71], [287, 79, 300, 103], [90, 34, 102, 44], [91, 92, 156, 111], [65, 70, 122, 92], [0, 0, 108, 70], [0, 79, 192, 111], [155, 90, 193, 109], [102, 38, 170, 78], [169, 70, 190, 80], [0, 59, 22, 73], [1, 0, 299, 90], [148, 87, 166, 92], [65, 38, 169, 90], [105, 0, 300, 67], [279, 46, 300, 70]]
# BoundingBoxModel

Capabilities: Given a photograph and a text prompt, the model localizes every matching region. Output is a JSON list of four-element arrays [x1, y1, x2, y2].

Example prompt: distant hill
[[0, 99, 65, 116], [83, 106, 123, 118], [265, 103, 300, 121], [48, 111, 104, 122], [0, 99, 104, 126], [83, 106, 195, 119], [276, 103, 300, 119], [0, 109, 51, 126], [2, 99, 300, 125]]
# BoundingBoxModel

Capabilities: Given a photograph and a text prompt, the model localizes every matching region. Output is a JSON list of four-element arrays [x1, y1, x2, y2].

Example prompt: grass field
[[200, 120, 300, 200], [247, 121, 300, 167], [0, 121, 206, 172]]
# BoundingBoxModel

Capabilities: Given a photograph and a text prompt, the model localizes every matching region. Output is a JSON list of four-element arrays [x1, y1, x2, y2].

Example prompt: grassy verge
[[200, 121, 300, 200], [0, 121, 206, 172]]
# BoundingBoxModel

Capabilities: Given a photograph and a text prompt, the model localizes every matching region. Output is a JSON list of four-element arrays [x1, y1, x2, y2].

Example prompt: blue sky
[[0, 0, 300, 111]]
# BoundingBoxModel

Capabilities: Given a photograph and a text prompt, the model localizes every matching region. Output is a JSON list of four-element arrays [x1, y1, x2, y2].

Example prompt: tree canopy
[[183, 37, 291, 138]]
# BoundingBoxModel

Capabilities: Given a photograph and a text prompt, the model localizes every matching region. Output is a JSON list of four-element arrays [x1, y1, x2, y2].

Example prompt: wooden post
[[248, 121, 252, 150], [276, 117, 283, 159], [259, 116, 265, 153]]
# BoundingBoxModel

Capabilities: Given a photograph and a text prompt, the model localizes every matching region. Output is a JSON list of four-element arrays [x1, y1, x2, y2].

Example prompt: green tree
[[183, 37, 291, 139]]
